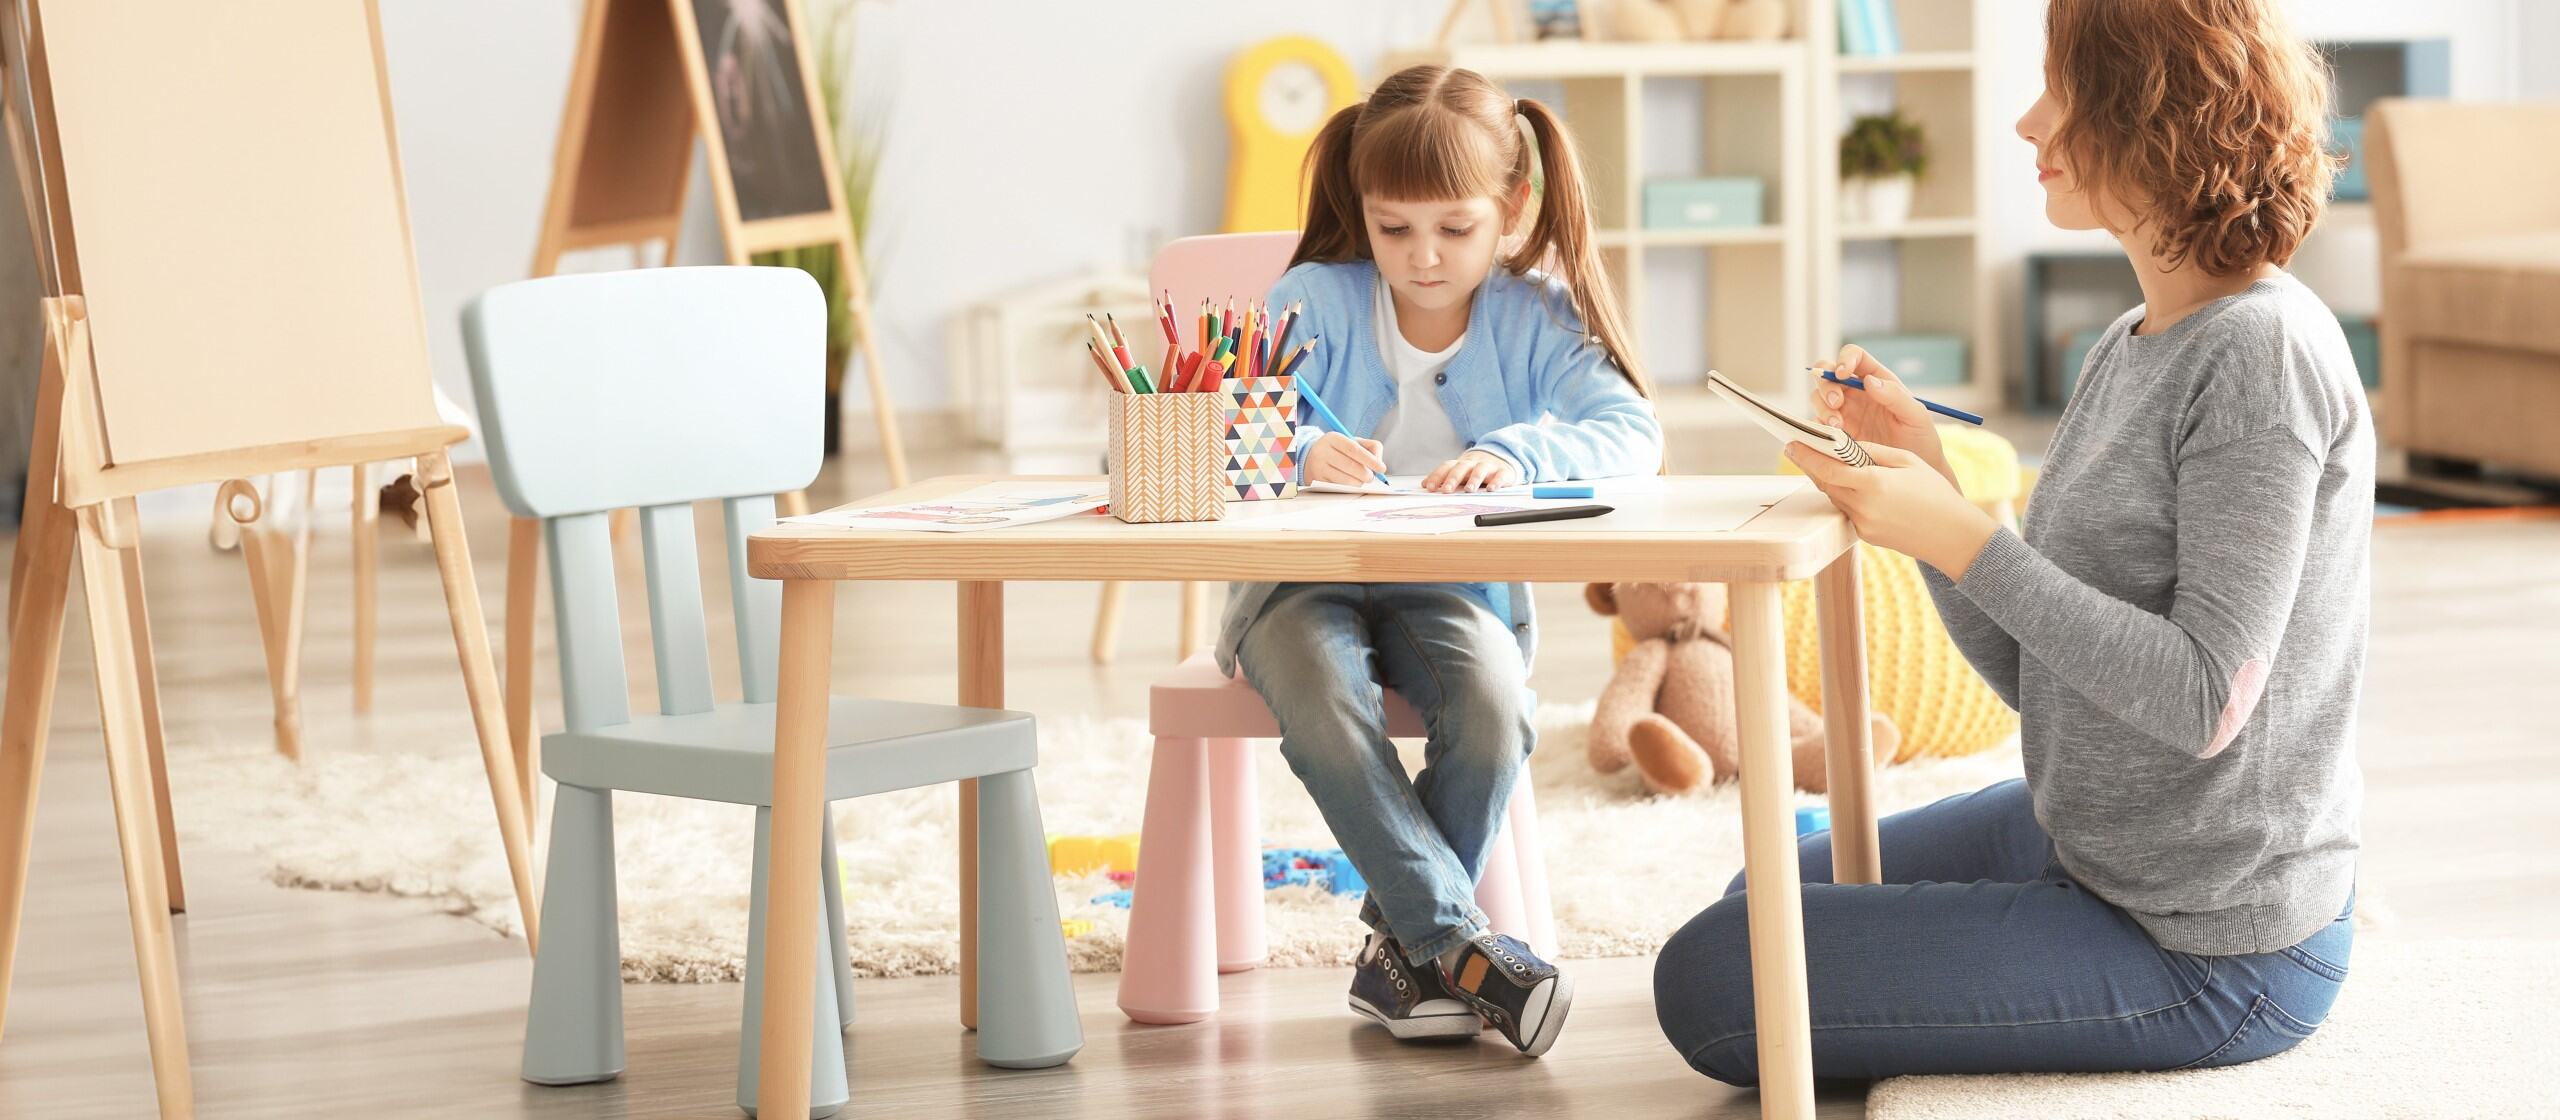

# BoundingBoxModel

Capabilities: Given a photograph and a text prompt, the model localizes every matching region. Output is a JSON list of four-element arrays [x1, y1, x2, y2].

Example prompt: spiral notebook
[[1705, 370, 1873, 468]]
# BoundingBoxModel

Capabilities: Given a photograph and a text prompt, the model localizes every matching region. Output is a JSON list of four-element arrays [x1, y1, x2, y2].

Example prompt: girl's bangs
[[1350, 107, 1514, 204]]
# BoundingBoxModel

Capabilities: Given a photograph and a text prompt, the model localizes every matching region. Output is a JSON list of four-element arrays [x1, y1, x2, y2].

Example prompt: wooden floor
[[2, 432, 2554, 1119]]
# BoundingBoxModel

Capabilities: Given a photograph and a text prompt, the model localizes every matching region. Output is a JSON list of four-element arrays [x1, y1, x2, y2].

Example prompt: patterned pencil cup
[[1222, 375, 1300, 501], [1109, 392, 1228, 524]]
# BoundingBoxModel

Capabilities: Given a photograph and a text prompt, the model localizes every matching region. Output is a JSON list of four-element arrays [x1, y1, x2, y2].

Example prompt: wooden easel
[[0, 4, 539, 1115], [501, 0, 905, 765]]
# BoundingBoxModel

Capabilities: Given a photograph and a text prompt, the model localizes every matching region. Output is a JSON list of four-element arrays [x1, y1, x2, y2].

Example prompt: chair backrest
[[462, 266, 826, 732], [1149, 232, 1300, 318]]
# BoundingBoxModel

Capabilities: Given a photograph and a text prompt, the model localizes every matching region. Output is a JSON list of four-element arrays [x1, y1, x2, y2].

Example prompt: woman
[[1653, 0, 2369, 1083]]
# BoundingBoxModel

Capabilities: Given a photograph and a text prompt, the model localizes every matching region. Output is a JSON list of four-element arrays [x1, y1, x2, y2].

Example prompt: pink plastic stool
[[1116, 653, 1558, 1025]]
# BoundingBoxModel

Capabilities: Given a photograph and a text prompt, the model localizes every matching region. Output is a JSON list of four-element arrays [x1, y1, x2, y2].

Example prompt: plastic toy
[[1795, 806, 1831, 837], [1048, 833, 1142, 877]]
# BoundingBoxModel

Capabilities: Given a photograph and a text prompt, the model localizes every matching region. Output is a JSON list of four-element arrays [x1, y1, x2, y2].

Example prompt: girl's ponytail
[[1292, 103, 1368, 268], [1513, 97, 1649, 397]]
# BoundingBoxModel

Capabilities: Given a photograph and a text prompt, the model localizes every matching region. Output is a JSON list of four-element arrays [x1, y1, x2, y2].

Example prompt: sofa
[[2365, 99, 2560, 480]]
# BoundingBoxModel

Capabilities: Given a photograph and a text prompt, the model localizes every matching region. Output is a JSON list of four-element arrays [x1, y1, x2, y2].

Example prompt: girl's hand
[[1783, 441, 1999, 579], [1813, 344, 1955, 486], [1424, 450, 1520, 493], [1307, 432, 1390, 487]]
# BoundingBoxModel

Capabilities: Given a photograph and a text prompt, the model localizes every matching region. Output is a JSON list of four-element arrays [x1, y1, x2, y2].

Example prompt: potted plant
[[753, 0, 887, 457], [1839, 110, 1927, 227]]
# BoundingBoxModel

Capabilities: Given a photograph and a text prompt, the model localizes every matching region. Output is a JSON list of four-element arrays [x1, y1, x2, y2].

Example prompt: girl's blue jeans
[[1653, 778, 2352, 1084], [1236, 582, 1534, 962]]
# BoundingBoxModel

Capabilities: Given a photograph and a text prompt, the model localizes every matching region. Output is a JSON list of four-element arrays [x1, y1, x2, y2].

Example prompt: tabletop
[[746, 474, 1857, 585]]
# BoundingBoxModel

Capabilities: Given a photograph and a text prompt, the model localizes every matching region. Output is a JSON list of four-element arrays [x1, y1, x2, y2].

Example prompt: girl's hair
[[2044, 0, 2339, 276], [1293, 65, 1648, 395]]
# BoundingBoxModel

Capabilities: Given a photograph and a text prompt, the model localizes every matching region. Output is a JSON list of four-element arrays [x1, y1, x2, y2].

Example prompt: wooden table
[[744, 475, 1885, 1120]]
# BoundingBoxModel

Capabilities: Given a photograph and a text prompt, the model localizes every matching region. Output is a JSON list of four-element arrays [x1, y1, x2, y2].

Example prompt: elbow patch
[[2201, 658, 2270, 759]]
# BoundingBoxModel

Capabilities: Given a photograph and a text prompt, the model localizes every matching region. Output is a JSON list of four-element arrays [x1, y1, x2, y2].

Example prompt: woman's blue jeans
[[1236, 582, 1534, 962], [1653, 779, 2352, 1084]]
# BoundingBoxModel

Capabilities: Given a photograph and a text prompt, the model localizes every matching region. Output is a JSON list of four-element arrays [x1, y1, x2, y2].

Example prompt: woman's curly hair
[[2044, 0, 2342, 276]]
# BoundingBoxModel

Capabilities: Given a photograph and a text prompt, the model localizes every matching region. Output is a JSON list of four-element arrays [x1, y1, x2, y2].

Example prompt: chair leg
[[1205, 737, 1264, 973], [1177, 581, 1209, 661], [1473, 804, 1530, 946], [737, 806, 850, 1118], [1089, 581, 1124, 665], [1116, 735, 1218, 1024], [974, 769, 1082, 1069], [819, 806, 855, 1028], [521, 784, 622, 1086], [1509, 771, 1558, 955]]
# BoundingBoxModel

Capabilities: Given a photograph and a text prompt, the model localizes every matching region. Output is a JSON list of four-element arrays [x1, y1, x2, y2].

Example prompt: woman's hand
[[1813, 344, 1955, 486], [1307, 432, 1390, 487], [1784, 441, 2000, 579], [1424, 449, 1521, 493]]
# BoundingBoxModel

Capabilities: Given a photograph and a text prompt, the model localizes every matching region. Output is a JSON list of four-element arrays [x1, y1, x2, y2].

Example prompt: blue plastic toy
[[1260, 847, 1367, 896], [1794, 806, 1831, 837], [1090, 889, 1134, 909]]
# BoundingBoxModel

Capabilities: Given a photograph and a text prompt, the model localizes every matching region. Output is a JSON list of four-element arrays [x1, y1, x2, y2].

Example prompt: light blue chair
[[462, 266, 1081, 1117]]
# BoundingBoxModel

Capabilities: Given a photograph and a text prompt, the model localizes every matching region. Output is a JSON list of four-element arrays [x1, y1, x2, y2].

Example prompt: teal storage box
[[1643, 178, 1765, 230], [1844, 332, 1967, 388], [2338, 314, 2380, 388], [2058, 327, 2105, 402], [2330, 116, 2367, 202]]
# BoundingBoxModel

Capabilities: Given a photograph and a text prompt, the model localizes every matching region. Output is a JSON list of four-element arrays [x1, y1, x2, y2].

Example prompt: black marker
[[1474, 503, 1614, 527]]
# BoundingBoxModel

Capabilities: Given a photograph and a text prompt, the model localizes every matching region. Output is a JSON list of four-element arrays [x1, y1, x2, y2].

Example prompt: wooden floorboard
[[2, 435, 2552, 1118]]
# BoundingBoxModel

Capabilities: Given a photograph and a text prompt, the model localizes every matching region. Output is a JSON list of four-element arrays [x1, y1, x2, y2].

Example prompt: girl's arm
[[1952, 428, 2325, 759], [1470, 302, 1663, 481]]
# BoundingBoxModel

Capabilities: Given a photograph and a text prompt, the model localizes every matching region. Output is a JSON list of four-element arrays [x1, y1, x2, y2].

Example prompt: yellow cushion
[[1607, 426, 2025, 760]]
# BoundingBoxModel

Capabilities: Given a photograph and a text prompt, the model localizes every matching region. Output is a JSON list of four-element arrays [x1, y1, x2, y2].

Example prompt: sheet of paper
[[1257, 495, 1546, 535], [1301, 474, 1667, 497], [782, 482, 1110, 533]]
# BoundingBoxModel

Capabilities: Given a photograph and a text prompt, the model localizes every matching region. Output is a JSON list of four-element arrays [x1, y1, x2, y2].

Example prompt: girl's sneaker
[[1436, 933, 1573, 1057], [1347, 932, 1482, 1040]]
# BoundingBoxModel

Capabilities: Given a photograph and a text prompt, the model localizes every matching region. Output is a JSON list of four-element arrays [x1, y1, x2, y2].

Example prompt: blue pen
[[1292, 377, 1394, 487], [1815, 368, 1985, 425], [1532, 484, 1595, 499]]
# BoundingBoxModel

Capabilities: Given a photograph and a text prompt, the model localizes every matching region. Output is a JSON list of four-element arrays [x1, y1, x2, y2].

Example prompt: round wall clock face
[[1259, 60, 1331, 136]]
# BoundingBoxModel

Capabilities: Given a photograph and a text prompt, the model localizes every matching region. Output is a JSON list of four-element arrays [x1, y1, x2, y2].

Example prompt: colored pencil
[[1292, 370, 1389, 487], [1812, 368, 1986, 425], [1275, 337, 1318, 379], [1103, 312, 1129, 351]]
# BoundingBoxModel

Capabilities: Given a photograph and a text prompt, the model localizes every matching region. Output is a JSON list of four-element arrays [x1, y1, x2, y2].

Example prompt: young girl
[[1214, 64, 1662, 1057], [1655, 0, 2368, 1084]]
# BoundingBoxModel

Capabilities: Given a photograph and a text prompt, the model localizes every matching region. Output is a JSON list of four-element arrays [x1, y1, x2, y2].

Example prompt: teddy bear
[[1584, 581, 1899, 795]]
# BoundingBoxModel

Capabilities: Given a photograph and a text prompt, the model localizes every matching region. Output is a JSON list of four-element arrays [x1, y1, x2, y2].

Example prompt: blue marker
[[1292, 378, 1394, 487], [1532, 484, 1595, 499], [1814, 368, 1986, 425]]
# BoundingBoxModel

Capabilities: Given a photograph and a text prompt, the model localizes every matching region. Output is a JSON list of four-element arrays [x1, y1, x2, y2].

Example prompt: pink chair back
[[1148, 232, 1300, 319]]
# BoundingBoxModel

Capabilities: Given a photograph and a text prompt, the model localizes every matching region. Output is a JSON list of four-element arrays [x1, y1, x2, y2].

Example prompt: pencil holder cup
[[1109, 392, 1228, 524], [1221, 375, 1300, 501]]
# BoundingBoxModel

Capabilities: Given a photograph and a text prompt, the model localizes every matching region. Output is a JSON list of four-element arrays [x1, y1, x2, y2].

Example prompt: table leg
[[1730, 581, 1816, 1119], [756, 577, 837, 1120], [1814, 550, 1881, 885], [957, 581, 1001, 1031]]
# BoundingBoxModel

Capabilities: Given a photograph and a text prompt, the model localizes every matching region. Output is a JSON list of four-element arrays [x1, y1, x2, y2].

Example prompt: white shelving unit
[[1387, 27, 1813, 433], [1808, 0, 2000, 415]]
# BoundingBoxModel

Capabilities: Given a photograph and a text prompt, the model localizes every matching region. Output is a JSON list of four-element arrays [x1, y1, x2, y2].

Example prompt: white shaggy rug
[[1865, 938, 2559, 1119], [164, 702, 2026, 982]]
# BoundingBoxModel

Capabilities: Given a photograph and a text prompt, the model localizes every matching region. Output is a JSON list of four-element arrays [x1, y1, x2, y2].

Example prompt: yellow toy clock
[[1224, 36, 1360, 233]]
